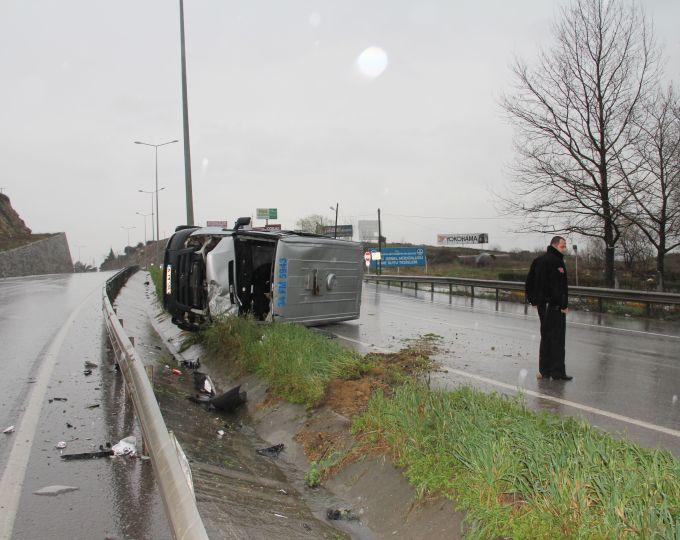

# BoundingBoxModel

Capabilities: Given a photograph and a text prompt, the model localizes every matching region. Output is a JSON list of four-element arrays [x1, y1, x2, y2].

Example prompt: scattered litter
[[61, 450, 114, 461], [303, 523, 312, 532], [140, 455, 151, 461], [257, 443, 284, 458], [278, 489, 288, 495], [326, 508, 358, 521], [217, 430, 225, 437], [55, 441, 67, 449], [3, 425, 15, 434], [144, 280, 150, 286], [52, 397, 68, 402], [83, 369, 93, 376], [84, 361, 98, 369], [273, 513, 287, 519], [66, 422, 74, 429], [112, 436, 137, 456], [187, 384, 247, 413], [171, 368, 182, 376], [210, 385, 247, 412], [193, 372, 215, 396], [86, 404, 100, 409], [34, 485, 79, 496], [181, 358, 200, 370], [503, 354, 513, 357]]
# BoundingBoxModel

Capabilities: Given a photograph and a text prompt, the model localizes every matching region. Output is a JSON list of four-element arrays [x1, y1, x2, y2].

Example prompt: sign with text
[[206, 220, 228, 228], [370, 247, 426, 267], [437, 233, 489, 246], [321, 224, 353, 238], [358, 220, 379, 242], [256, 208, 278, 220]]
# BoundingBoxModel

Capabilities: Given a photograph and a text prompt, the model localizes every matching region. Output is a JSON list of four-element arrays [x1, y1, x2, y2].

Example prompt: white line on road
[[0, 293, 92, 539], [333, 332, 680, 440]]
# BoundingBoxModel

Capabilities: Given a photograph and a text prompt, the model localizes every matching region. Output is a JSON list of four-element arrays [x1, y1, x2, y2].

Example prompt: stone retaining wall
[[0, 233, 73, 278]]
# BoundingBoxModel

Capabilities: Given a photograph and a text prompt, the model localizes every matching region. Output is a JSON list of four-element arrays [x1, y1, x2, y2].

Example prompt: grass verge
[[353, 383, 680, 539], [148, 265, 163, 302], [199, 316, 367, 407]]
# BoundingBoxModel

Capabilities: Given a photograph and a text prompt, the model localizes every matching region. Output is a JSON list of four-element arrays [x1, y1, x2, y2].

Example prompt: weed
[[148, 266, 163, 302]]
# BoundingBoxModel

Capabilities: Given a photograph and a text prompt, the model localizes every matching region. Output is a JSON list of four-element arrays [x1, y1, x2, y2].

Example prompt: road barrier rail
[[364, 274, 680, 314], [103, 267, 208, 540]]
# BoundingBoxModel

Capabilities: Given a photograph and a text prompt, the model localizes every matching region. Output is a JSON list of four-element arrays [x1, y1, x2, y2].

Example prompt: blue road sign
[[370, 247, 426, 267]]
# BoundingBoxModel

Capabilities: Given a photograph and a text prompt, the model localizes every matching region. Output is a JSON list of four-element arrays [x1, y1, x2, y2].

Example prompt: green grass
[[148, 266, 163, 302], [199, 316, 367, 407], [353, 383, 680, 539]]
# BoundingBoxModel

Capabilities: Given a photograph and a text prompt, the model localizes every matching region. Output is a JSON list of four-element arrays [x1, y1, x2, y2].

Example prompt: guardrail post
[[524, 301, 528, 315], [471, 286, 475, 299], [449, 283, 453, 298], [387, 280, 391, 289], [400, 281, 403, 291], [646, 302, 651, 317], [431, 283, 434, 294], [415, 282, 418, 294], [495, 288, 499, 310], [598, 298, 603, 313]]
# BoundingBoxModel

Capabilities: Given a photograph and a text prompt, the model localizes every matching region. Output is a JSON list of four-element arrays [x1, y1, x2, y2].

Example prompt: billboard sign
[[358, 220, 379, 242], [253, 224, 282, 231], [206, 220, 228, 228], [256, 208, 278, 220], [321, 224, 353, 238], [437, 233, 489, 246], [370, 247, 426, 267]]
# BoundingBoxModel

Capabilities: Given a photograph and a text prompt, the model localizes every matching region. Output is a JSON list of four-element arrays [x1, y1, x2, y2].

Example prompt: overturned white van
[[163, 219, 363, 329]]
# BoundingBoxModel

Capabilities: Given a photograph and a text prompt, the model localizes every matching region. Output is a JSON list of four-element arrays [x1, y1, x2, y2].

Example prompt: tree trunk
[[657, 239, 665, 292]]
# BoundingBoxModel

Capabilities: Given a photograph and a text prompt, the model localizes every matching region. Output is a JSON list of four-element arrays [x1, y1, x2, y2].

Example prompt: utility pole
[[179, 0, 194, 226], [377, 208, 382, 275]]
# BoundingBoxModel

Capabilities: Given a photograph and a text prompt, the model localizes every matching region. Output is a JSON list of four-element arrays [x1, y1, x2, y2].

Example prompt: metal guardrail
[[103, 267, 209, 540], [364, 274, 680, 314]]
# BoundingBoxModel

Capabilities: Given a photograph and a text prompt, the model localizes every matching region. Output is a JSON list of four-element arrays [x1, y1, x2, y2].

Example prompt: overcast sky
[[1, 0, 678, 265]]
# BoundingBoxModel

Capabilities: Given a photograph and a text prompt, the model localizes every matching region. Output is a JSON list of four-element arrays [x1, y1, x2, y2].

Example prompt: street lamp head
[[134, 141, 143, 145]]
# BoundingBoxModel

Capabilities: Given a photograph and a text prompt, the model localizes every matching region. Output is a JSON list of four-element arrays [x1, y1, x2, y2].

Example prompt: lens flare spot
[[356, 46, 388, 79]]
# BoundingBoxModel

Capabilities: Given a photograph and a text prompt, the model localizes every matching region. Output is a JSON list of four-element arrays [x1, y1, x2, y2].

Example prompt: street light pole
[[329, 204, 339, 238], [136, 211, 152, 244], [179, 0, 195, 226], [121, 226, 135, 248]]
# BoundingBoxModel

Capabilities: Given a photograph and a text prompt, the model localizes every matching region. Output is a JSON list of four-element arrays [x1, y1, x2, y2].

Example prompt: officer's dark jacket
[[525, 245, 568, 309]]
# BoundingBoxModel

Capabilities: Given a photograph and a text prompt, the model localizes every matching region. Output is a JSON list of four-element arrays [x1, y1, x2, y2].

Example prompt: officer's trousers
[[537, 304, 566, 377]]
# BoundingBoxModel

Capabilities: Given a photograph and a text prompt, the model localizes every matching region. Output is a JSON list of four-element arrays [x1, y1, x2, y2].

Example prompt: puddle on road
[[151, 364, 360, 539]]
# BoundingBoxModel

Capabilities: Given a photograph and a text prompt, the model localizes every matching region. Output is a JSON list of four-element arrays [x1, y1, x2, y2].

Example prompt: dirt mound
[[0, 194, 31, 238]]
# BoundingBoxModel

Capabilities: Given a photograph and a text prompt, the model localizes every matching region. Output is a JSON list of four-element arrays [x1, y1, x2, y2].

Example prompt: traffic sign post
[[364, 251, 371, 269]]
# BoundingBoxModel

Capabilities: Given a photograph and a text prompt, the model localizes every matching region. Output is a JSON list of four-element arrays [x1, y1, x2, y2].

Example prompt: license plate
[[165, 265, 172, 294]]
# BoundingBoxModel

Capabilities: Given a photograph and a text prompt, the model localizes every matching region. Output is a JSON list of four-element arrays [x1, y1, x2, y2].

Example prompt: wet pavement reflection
[[326, 282, 680, 455]]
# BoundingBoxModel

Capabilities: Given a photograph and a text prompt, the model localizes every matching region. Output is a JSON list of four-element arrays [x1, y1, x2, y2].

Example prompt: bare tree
[[294, 214, 330, 234], [500, 0, 659, 287], [621, 86, 680, 290]]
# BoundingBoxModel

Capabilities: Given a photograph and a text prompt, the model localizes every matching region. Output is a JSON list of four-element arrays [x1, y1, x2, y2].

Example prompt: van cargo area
[[163, 224, 363, 329]]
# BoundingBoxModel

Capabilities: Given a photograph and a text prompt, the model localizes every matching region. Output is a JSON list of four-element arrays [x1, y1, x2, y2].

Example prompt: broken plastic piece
[[83, 369, 93, 376], [86, 404, 100, 409], [112, 436, 137, 456], [257, 444, 284, 458], [52, 397, 68, 402], [34, 485, 79, 496], [84, 361, 98, 368], [55, 441, 67, 449], [171, 368, 182, 376], [193, 372, 215, 396], [61, 450, 114, 461], [217, 429, 225, 437], [209, 385, 247, 413], [3, 425, 15, 434]]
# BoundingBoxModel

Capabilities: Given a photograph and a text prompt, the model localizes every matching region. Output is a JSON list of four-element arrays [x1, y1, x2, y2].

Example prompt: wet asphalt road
[[326, 282, 680, 455], [0, 272, 170, 540]]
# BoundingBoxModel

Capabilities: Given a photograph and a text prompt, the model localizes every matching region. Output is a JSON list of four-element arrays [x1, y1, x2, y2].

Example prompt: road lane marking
[[371, 287, 680, 340], [441, 367, 680, 439], [333, 332, 680, 440], [0, 293, 92, 539]]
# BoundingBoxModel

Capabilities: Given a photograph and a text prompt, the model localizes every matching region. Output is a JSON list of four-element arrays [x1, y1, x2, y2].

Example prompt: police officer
[[525, 236, 573, 381]]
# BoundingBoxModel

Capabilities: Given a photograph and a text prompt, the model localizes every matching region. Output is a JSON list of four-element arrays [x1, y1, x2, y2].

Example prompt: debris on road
[[217, 429, 225, 438], [61, 450, 114, 461], [257, 443, 284, 458], [112, 436, 137, 456], [34, 485, 79, 496], [181, 358, 200, 370], [194, 372, 215, 396], [3, 425, 15, 434], [171, 368, 182, 376], [83, 369, 93, 376], [85, 404, 100, 409], [210, 385, 247, 413], [55, 441, 67, 449], [66, 422, 75, 429], [84, 360, 98, 369], [326, 508, 359, 521], [51, 397, 68, 402]]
